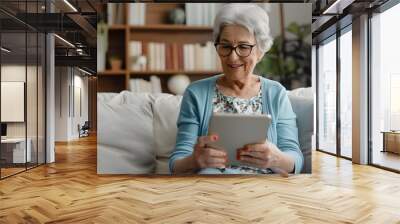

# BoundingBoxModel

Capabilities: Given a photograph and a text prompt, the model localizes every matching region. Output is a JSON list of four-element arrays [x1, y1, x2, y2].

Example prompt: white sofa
[[97, 88, 313, 174]]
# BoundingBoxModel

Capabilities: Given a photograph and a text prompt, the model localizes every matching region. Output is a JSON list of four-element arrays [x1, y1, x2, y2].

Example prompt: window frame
[[315, 22, 353, 160], [367, 0, 400, 173]]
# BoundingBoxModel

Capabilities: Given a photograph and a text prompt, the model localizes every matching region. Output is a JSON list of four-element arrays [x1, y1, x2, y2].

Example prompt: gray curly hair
[[213, 3, 273, 54]]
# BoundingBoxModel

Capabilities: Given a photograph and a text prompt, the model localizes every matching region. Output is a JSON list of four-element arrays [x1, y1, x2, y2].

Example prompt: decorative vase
[[110, 59, 122, 71], [167, 74, 190, 95], [168, 8, 185, 25]]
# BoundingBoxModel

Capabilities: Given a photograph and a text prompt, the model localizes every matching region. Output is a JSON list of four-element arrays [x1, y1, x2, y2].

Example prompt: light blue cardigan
[[168, 74, 304, 174]]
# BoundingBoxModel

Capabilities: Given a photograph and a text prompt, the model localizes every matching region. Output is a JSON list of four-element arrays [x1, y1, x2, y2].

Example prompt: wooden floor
[[1, 163, 46, 178], [372, 150, 400, 171], [1, 167, 26, 178], [1, 136, 400, 223]]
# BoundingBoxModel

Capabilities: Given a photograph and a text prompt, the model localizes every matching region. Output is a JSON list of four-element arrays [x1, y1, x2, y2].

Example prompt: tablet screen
[[208, 113, 272, 166]]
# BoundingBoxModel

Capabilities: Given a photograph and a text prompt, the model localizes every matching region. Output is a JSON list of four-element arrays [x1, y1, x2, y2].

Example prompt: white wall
[[55, 67, 89, 141], [72, 73, 89, 138], [55, 66, 69, 141], [1, 65, 37, 137]]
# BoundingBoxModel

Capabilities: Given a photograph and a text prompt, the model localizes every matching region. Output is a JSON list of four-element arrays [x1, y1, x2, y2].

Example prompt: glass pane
[[26, 0, 39, 169], [27, 31, 38, 169], [318, 37, 337, 154], [340, 29, 352, 158], [371, 3, 400, 171], [38, 32, 45, 165], [1, 31, 27, 177], [0, 0, 46, 178]]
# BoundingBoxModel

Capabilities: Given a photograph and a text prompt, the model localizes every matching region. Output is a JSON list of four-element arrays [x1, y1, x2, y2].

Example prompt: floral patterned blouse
[[212, 84, 273, 174]]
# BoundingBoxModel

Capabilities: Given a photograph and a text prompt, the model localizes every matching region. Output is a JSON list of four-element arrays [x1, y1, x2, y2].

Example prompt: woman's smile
[[227, 63, 244, 69]]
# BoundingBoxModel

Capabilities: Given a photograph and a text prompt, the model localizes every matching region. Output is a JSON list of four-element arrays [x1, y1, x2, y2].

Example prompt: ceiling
[[0, 0, 100, 72], [1, 32, 45, 65], [310, 0, 390, 43]]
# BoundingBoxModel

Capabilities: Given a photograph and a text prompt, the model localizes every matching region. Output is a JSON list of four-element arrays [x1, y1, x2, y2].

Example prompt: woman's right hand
[[192, 135, 228, 170]]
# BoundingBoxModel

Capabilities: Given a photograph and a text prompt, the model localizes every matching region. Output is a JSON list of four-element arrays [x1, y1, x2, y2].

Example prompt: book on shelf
[[107, 3, 125, 25], [129, 41, 147, 71], [129, 76, 161, 93], [156, 43, 163, 71], [97, 22, 108, 72], [148, 43, 154, 71], [129, 41, 221, 72], [185, 3, 222, 27], [128, 3, 146, 25]]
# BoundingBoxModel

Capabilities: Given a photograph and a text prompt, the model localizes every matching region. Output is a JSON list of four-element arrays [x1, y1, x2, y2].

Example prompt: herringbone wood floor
[[1, 136, 400, 224]]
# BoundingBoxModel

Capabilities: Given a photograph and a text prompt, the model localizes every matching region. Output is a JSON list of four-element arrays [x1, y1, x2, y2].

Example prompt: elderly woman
[[168, 4, 304, 175]]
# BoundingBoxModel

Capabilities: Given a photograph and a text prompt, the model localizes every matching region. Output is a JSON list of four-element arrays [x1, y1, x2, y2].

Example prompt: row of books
[[127, 3, 146, 25], [185, 3, 222, 27], [129, 76, 162, 93], [128, 41, 221, 71], [107, 3, 221, 27]]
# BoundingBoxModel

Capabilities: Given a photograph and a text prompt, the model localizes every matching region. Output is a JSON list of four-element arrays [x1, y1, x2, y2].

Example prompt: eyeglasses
[[214, 43, 256, 57]]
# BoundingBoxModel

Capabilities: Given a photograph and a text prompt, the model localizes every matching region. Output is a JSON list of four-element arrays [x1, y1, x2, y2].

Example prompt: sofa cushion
[[108, 90, 154, 105], [97, 97, 155, 174], [97, 92, 118, 103], [152, 94, 183, 174], [287, 88, 314, 173], [287, 87, 313, 99]]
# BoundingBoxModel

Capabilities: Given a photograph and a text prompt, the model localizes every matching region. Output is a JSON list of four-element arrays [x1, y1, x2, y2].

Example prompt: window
[[0, 1, 47, 179], [370, 2, 400, 171], [317, 36, 337, 154], [339, 28, 352, 158]]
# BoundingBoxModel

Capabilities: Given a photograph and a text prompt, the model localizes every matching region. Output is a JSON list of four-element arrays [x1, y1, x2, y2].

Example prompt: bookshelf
[[98, 3, 222, 93], [129, 70, 221, 76], [129, 24, 213, 31]]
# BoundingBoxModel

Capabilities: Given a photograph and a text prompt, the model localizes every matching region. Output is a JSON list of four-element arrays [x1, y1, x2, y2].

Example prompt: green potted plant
[[255, 22, 311, 89]]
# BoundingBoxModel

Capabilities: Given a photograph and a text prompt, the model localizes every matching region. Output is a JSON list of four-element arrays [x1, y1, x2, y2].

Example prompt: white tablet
[[207, 112, 272, 166]]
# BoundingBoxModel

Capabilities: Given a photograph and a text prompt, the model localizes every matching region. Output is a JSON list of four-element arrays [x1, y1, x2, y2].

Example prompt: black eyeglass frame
[[214, 43, 257, 57]]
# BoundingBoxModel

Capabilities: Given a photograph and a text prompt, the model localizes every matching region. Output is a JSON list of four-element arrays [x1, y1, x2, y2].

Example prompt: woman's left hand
[[237, 141, 282, 169]]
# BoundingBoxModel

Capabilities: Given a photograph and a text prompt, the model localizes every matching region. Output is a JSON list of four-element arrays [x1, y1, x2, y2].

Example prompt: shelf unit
[[129, 70, 221, 76], [98, 3, 222, 93]]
